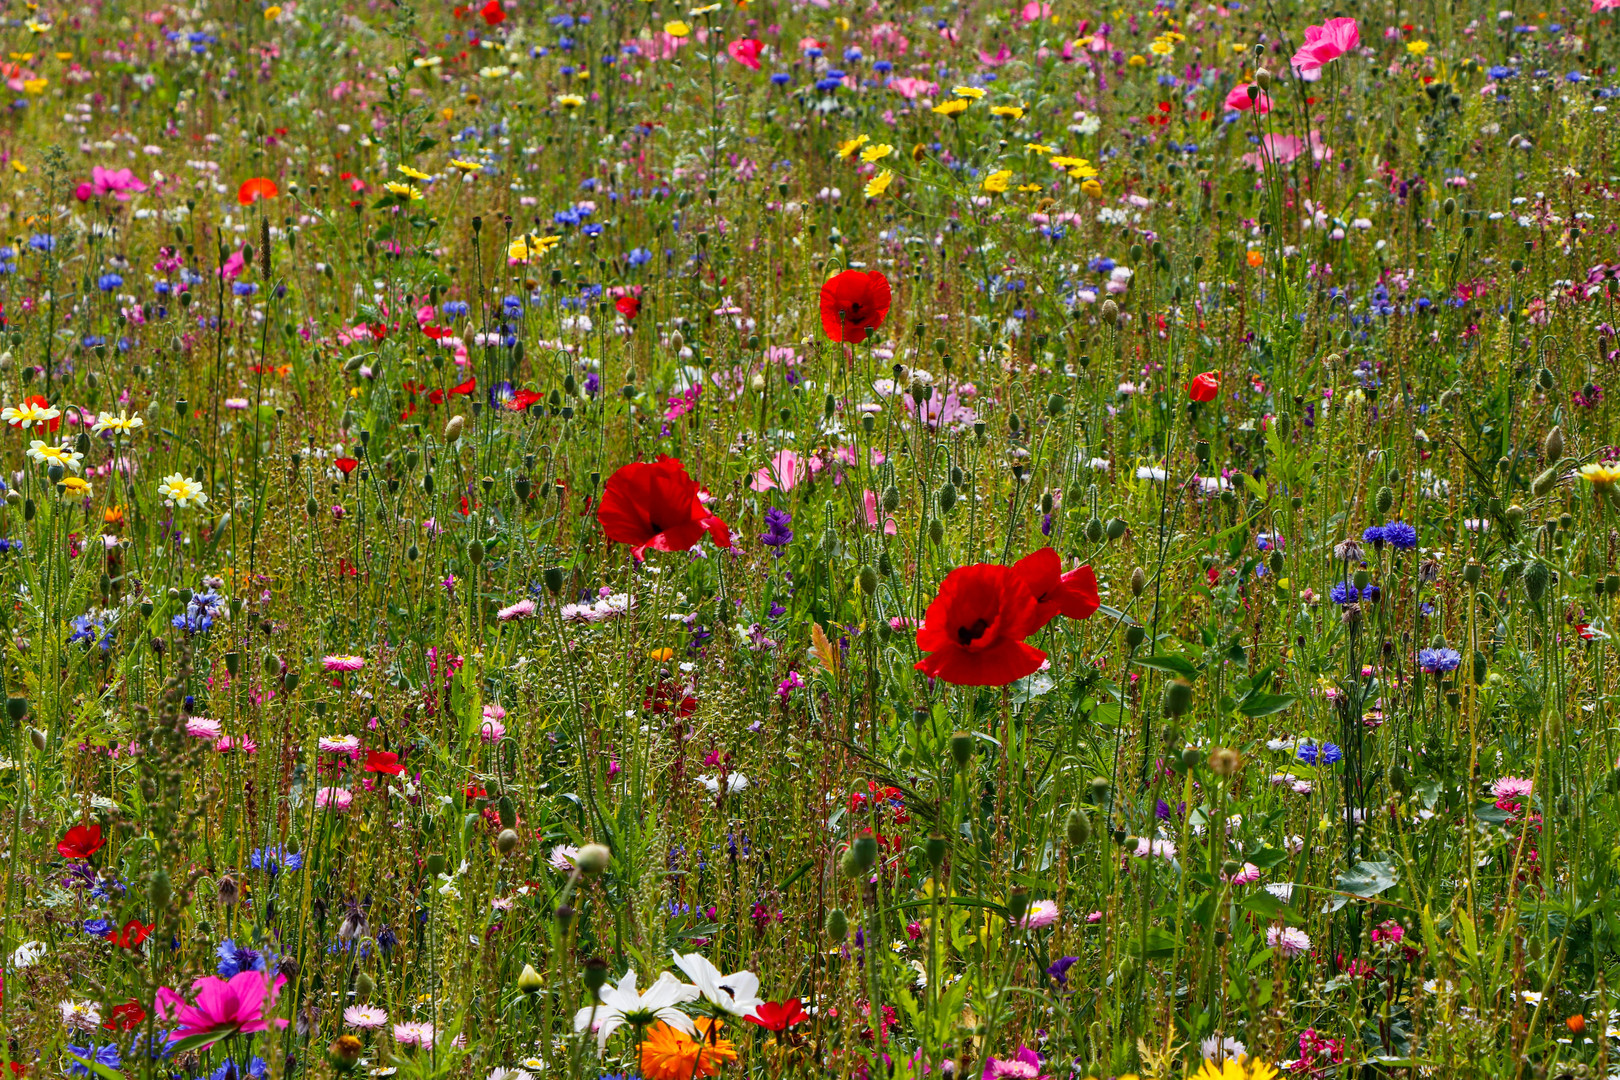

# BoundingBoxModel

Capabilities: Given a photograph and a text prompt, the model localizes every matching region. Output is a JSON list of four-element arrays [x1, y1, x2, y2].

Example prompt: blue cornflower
[[770, 72, 791, 85], [249, 845, 303, 875], [172, 588, 225, 634], [488, 381, 515, 408], [66, 1044, 122, 1077], [626, 247, 652, 266], [232, 282, 258, 297], [1382, 522, 1418, 550], [97, 273, 124, 291], [28, 234, 56, 252], [1329, 581, 1363, 605], [873, 59, 893, 73], [83, 917, 114, 935], [1361, 524, 1385, 547], [1320, 743, 1343, 765], [1296, 743, 1319, 766], [1418, 647, 1462, 673], [215, 938, 267, 977], [815, 77, 843, 92]]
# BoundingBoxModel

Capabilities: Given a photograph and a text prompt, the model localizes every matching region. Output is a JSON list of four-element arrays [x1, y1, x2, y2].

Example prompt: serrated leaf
[[1239, 693, 1298, 717]]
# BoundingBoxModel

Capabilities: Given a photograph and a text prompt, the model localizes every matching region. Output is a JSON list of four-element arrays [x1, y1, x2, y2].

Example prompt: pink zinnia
[[322, 654, 365, 672], [154, 971, 288, 1049]]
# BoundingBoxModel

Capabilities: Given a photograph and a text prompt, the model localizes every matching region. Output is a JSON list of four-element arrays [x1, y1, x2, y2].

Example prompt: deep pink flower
[[1290, 17, 1358, 74], [154, 971, 288, 1049], [1224, 84, 1269, 114], [726, 37, 763, 69], [91, 166, 148, 201]]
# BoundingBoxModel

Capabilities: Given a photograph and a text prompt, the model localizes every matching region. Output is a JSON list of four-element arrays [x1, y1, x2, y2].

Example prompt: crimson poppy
[[103, 1001, 147, 1032], [237, 177, 279, 206], [57, 822, 106, 860], [615, 295, 641, 320], [747, 998, 810, 1032], [364, 750, 405, 775], [1013, 547, 1101, 630], [334, 457, 359, 477], [597, 456, 733, 561], [106, 919, 153, 949], [480, 0, 505, 24], [1188, 371, 1220, 403], [819, 269, 892, 344], [506, 388, 544, 412], [914, 563, 1046, 686]]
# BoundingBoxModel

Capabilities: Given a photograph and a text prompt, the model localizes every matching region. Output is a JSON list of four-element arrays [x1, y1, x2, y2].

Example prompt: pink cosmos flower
[[863, 489, 898, 536], [1224, 84, 1269, 114], [1595, 0, 1620, 13], [219, 249, 247, 281], [1266, 926, 1312, 958], [726, 38, 763, 69], [978, 45, 1012, 66], [91, 166, 148, 201], [1290, 16, 1359, 73], [154, 971, 289, 1049], [886, 76, 939, 99]]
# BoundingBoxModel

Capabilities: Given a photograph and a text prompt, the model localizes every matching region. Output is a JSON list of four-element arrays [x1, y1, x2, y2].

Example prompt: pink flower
[[726, 37, 763, 69], [1018, 1, 1052, 21], [154, 971, 289, 1049], [1290, 16, 1358, 73], [1016, 899, 1060, 929], [497, 598, 536, 621], [1224, 84, 1269, 114], [863, 489, 898, 535], [982, 1046, 1048, 1080], [978, 45, 1012, 66], [219, 249, 247, 281], [91, 166, 148, 201], [322, 654, 366, 672], [886, 76, 939, 99], [1594, 0, 1620, 13], [1266, 925, 1312, 958], [1242, 131, 1332, 169], [1491, 776, 1533, 800], [185, 718, 222, 740], [749, 449, 819, 492], [315, 786, 353, 811]]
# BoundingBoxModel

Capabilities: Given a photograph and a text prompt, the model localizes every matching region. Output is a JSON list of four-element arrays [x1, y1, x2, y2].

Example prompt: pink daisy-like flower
[[1266, 925, 1312, 958], [1222, 862, 1262, 885], [322, 654, 366, 672], [316, 787, 354, 811], [393, 1021, 434, 1049], [497, 598, 536, 621], [480, 719, 507, 742], [343, 1004, 388, 1029], [185, 717, 223, 740], [1016, 899, 1060, 930], [1490, 776, 1533, 800], [318, 734, 360, 754], [214, 736, 257, 754]]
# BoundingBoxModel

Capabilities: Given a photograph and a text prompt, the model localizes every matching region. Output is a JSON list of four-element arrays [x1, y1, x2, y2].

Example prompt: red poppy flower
[[819, 269, 892, 344], [57, 823, 106, 860], [364, 750, 405, 775], [422, 324, 452, 340], [644, 680, 698, 716], [369, 323, 388, 341], [1013, 547, 1101, 630], [480, 0, 505, 24], [747, 998, 810, 1032], [506, 388, 544, 412], [914, 563, 1046, 686], [106, 919, 153, 949], [334, 457, 359, 477], [103, 1001, 147, 1031], [615, 295, 641, 320], [8, 394, 61, 432], [597, 456, 733, 561], [1188, 370, 1220, 403], [237, 177, 279, 206]]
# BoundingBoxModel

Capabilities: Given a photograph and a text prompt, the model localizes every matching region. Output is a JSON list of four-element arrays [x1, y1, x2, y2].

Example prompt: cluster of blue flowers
[[1362, 521, 1418, 549], [1297, 741, 1343, 766]]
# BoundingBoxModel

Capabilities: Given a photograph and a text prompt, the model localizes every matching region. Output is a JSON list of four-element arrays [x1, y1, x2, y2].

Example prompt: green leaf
[[1238, 693, 1298, 718], [1134, 654, 1199, 680], [1127, 927, 1179, 958], [66, 1053, 125, 1080], [1238, 889, 1299, 924], [167, 1026, 243, 1057], [1327, 861, 1399, 911]]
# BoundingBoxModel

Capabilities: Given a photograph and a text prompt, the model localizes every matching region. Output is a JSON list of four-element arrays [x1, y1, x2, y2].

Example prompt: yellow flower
[[1231, 42, 1248, 51], [383, 181, 424, 200], [158, 473, 208, 509], [932, 99, 969, 117], [22, 78, 47, 94], [1017, 183, 1043, 192], [990, 105, 1025, 119], [1580, 462, 1620, 490], [10, 162, 25, 175], [27, 440, 83, 472], [575, 67, 589, 79], [25, 20, 50, 32], [1406, 40, 1429, 54], [860, 143, 893, 163], [1192, 1058, 1280, 1080], [556, 93, 584, 107], [507, 233, 561, 262], [1067, 162, 1099, 179], [981, 169, 1012, 193], [689, 2, 720, 12], [863, 169, 894, 198], [835, 15, 850, 30], [1049, 156, 1085, 168], [398, 165, 431, 180], [1081, 178, 1102, 198], [838, 133, 870, 159], [59, 476, 91, 498], [664, 20, 690, 36], [1024, 143, 1054, 154], [413, 55, 443, 67], [263, 5, 282, 17], [1127, 54, 1147, 66], [1149, 38, 1173, 54], [952, 85, 986, 99]]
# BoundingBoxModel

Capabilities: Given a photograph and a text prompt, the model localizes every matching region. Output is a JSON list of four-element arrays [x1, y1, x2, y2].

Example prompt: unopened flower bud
[[444, 414, 465, 442], [1130, 566, 1147, 596], [328, 1035, 364, 1072], [497, 828, 519, 854], [516, 963, 544, 994], [575, 842, 611, 875], [824, 907, 849, 942]]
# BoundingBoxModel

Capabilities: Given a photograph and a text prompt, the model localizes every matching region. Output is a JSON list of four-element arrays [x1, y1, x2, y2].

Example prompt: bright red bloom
[[615, 295, 641, 320], [819, 269, 892, 344], [506, 388, 544, 412], [107, 919, 153, 949], [57, 822, 106, 860], [1188, 371, 1220, 403], [644, 680, 698, 716], [334, 457, 359, 477], [237, 178, 279, 206], [914, 563, 1046, 686], [480, 0, 505, 24], [103, 1001, 147, 1031], [597, 456, 732, 561], [1013, 547, 1100, 630], [747, 999, 809, 1032], [364, 750, 405, 775]]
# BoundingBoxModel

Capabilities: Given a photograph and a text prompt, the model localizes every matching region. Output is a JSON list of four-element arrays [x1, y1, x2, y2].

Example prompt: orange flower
[[238, 177, 279, 206], [1245, 249, 1264, 268], [639, 1019, 737, 1080], [1568, 1014, 1587, 1035]]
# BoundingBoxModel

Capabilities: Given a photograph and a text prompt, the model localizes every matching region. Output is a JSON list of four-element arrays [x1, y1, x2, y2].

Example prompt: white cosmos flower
[[572, 970, 698, 1052], [671, 951, 763, 1017]]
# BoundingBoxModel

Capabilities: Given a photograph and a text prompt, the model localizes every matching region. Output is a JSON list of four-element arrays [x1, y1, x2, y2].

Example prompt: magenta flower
[[1290, 16, 1358, 76], [982, 1046, 1049, 1080], [90, 166, 148, 201], [154, 971, 289, 1049]]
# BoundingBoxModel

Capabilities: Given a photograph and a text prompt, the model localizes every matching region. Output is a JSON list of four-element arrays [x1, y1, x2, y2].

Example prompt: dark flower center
[[956, 618, 990, 646]]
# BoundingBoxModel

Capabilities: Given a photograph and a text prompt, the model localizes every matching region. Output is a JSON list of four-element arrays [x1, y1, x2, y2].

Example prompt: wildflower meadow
[[3, 0, 1620, 1076]]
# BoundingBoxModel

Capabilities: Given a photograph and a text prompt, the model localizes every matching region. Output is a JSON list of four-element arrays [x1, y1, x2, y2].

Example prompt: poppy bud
[[425, 853, 448, 877], [883, 485, 900, 512], [849, 835, 878, 874], [497, 795, 516, 828], [1130, 567, 1147, 596], [859, 566, 878, 594], [1543, 425, 1563, 461], [1375, 485, 1393, 515], [1531, 466, 1560, 497], [1182, 746, 1202, 771], [355, 971, 375, 999], [1086, 517, 1104, 543], [1524, 560, 1549, 601], [825, 907, 849, 942], [1107, 517, 1127, 541], [1006, 886, 1030, 922], [497, 828, 519, 854], [582, 957, 610, 992], [950, 730, 974, 768], [27, 726, 44, 751], [1162, 678, 1193, 717], [1101, 299, 1119, 325], [544, 567, 564, 594], [576, 842, 611, 875], [514, 963, 543, 995], [1046, 393, 1065, 417], [925, 834, 947, 867], [1537, 367, 1555, 391], [555, 904, 575, 930], [938, 482, 957, 513], [1125, 624, 1146, 648], [467, 540, 485, 565], [928, 518, 944, 545], [1066, 808, 1091, 847], [445, 415, 465, 442], [149, 869, 171, 914]]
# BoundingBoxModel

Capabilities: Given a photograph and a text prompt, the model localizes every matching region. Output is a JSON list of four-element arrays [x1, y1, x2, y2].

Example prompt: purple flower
[[1045, 955, 1079, 988], [760, 506, 793, 551]]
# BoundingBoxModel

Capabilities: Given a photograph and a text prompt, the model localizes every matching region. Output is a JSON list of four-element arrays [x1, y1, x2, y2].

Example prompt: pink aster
[[315, 787, 354, 811], [322, 654, 366, 672], [185, 717, 223, 740], [1016, 899, 1060, 930]]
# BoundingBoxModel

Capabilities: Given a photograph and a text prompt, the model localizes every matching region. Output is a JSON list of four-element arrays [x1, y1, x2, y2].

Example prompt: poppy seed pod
[[582, 957, 610, 993], [1162, 678, 1193, 717], [424, 853, 448, 877], [444, 414, 465, 442], [1107, 517, 1127, 541], [575, 842, 611, 875], [1524, 560, 1549, 601], [849, 834, 879, 874], [149, 869, 171, 914], [1125, 624, 1146, 648], [497, 828, 519, 854], [950, 731, 974, 768], [925, 833, 948, 867], [1130, 566, 1147, 596], [544, 567, 564, 594], [824, 906, 849, 942], [1066, 808, 1091, 847], [1544, 425, 1563, 461], [1375, 485, 1393, 515], [28, 726, 45, 752], [938, 482, 957, 513], [1006, 886, 1030, 922]]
